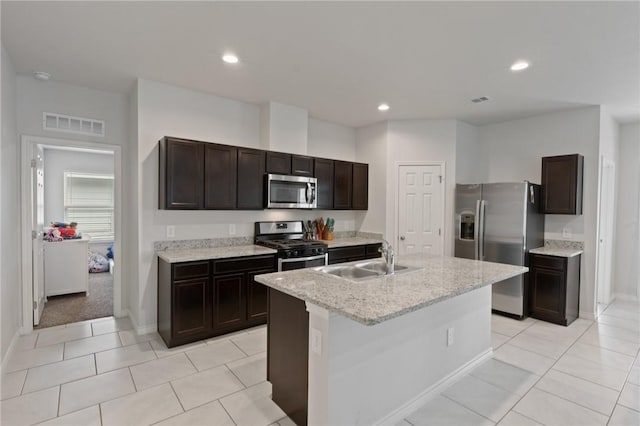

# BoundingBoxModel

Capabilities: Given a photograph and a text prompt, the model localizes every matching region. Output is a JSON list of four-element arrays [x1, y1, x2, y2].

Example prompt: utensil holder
[[323, 230, 334, 240]]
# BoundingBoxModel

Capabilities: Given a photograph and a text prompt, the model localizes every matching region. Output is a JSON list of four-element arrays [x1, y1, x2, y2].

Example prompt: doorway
[[396, 163, 445, 256], [21, 135, 123, 332], [596, 156, 616, 315]]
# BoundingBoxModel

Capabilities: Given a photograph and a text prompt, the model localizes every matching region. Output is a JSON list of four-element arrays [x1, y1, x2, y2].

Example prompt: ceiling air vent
[[471, 96, 490, 104], [43, 112, 105, 137]]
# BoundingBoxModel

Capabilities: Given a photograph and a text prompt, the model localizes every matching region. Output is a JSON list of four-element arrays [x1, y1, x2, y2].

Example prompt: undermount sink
[[314, 265, 381, 280], [314, 260, 419, 281], [355, 260, 409, 274]]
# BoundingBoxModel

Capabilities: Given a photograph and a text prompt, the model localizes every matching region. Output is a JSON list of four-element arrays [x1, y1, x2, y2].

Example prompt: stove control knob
[[292, 250, 299, 257]]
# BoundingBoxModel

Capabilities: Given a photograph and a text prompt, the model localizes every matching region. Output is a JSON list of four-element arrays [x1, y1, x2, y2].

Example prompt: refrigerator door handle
[[478, 200, 486, 260], [474, 200, 481, 260]]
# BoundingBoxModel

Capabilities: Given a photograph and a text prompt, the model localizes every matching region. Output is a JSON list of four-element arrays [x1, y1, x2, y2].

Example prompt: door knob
[[400, 236, 405, 241]]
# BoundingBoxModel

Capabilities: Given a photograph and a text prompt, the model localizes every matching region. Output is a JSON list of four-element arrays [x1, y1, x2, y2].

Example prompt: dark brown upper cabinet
[[159, 137, 204, 209], [237, 148, 266, 209], [314, 158, 334, 209], [266, 151, 291, 175], [541, 154, 584, 215], [352, 163, 369, 210], [334, 161, 353, 209], [204, 143, 237, 209], [291, 155, 314, 177]]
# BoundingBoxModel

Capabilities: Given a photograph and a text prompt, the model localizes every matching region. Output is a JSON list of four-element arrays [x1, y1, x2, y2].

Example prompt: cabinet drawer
[[328, 246, 366, 263], [531, 254, 565, 271], [173, 261, 210, 280], [365, 244, 382, 257], [214, 255, 276, 274]]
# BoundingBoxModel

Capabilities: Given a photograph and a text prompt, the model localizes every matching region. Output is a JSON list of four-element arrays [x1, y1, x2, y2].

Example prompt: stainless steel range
[[254, 221, 328, 271]]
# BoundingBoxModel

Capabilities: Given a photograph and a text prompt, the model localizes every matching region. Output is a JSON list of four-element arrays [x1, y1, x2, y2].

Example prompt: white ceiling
[[2, 1, 639, 127]]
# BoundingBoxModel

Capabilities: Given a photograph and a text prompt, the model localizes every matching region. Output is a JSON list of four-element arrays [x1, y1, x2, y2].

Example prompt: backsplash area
[[154, 231, 383, 252], [544, 239, 584, 250]]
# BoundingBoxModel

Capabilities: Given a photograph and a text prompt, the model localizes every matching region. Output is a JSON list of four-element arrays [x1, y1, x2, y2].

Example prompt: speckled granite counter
[[157, 245, 276, 263], [529, 247, 583, 258], [255, 254, 527, 325], [325, 237, 383, 248]]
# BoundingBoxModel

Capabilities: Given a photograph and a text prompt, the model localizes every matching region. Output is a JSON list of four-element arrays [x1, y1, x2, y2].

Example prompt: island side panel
[[308, 286, 492, 426], [267, 288, 310, 426]]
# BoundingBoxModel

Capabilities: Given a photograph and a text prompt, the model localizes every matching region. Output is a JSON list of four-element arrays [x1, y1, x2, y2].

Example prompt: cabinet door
[[266, 152, 292, 175], [160, 138, 204, 209], [204, 143, 237, 209], [530, 267, 566, 320], [541, 154, 583, 214], [333, 161, 353, 209], [172, 278, 211, 339], [291, 155, 314, 177], [247, 270, 271, 322], [352, 163, 368, 210], [237, 148, 266, 209], [213, 273, 245, 330], [314, 158, 334, 209]]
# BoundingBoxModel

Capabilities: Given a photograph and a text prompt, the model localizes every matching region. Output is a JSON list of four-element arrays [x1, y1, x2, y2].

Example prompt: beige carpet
[[36, 272, 113, 329]]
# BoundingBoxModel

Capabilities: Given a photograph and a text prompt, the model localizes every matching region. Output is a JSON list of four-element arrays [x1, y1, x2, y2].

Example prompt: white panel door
[[398, 165, 443, 255], [33, 145, 45, 325]]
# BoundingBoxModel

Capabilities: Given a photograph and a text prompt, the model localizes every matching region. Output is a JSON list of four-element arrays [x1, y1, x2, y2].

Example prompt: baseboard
[[373, 348, 494, 426], [125, 309, 157, 335], [612, 293, 640, 303], [1, 329, 22, 374], [579, 310, 595, 321]]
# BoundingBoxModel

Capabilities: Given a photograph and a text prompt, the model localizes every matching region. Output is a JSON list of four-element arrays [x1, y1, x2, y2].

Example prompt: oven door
[[278, 253, 328, 271]]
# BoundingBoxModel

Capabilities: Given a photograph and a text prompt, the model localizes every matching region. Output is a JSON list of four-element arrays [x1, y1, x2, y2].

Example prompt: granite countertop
[[254, 254, 527, 326], [325, 237, 383, 248], [529, 247, 583, 258], [157, 245, 277, 263]]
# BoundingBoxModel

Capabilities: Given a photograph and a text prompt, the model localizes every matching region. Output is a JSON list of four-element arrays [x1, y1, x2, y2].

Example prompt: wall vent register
[[43, 112, 105, 137]]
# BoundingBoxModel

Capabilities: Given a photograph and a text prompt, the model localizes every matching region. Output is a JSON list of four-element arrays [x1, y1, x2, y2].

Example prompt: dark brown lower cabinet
[[213, 273, 245, 330], [267, 288, 309, 426], [327, 243, 382, 265], [529, 253, 581, 326], [158, 254, 276, 347]]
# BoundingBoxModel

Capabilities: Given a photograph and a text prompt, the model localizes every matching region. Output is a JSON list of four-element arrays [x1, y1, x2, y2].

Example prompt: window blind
[[64, 172, 114, 241]]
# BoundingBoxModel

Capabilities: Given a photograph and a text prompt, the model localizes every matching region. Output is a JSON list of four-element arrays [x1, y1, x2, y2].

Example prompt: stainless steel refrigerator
[[454, 182, 544, 318]]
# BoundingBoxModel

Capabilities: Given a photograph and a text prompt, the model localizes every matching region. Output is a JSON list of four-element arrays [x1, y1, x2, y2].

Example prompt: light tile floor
[[1, 300, 639, 425]]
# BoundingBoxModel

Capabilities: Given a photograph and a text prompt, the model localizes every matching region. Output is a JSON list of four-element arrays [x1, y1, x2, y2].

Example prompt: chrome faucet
[[379, 239, 395, 275]]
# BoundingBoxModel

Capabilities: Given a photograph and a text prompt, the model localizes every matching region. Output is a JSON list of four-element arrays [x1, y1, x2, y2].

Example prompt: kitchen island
[[255, 254, 527, 426]]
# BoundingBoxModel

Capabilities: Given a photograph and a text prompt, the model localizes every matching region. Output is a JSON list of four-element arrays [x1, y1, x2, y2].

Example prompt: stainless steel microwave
[[265, 174, 317, 209]]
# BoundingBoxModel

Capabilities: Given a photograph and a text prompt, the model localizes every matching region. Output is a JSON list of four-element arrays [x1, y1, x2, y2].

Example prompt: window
[[64, 172, 114, 241]]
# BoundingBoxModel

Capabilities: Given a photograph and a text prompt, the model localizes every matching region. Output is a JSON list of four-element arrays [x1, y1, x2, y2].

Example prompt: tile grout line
[[439, 393, 497, 424], [168, 381, 186, 413], [478, 316, 598, 424]]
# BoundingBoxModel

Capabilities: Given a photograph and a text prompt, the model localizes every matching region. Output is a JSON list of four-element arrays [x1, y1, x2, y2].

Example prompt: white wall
[[134, 79, 358, 330], [16, 75, 130, 321], [455, 121, 486, 183], [308, 117, 356, 161], [126, 83, 140, 326], [261, 102, 309, 155], [614, 122, 640, 299], [597, 107, 620, 304], [1, 45, 21, 363], [478, 106, 601, 317], [355, 122, 388, 234], [386, 119, 458, 255], [43, 148, 114, 225]]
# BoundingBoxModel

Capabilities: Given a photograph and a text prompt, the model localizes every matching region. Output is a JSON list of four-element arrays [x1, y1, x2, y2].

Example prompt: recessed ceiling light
[[33, 71, 51, 81], [510, 61, 530, 71], [222, 53, 239, 64], [378, 103, 390, 111]]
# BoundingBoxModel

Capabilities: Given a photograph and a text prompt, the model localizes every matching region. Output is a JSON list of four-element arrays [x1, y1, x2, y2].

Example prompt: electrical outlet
[[311, 328, 322, 355], [562, 228, 572, 239], [447, 327, 454, 346], [166, 225, 175, 238], [229, 224, 236, 235]]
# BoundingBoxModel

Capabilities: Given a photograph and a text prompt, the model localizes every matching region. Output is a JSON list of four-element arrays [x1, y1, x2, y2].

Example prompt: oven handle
[[278, 253, 328, 271]]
